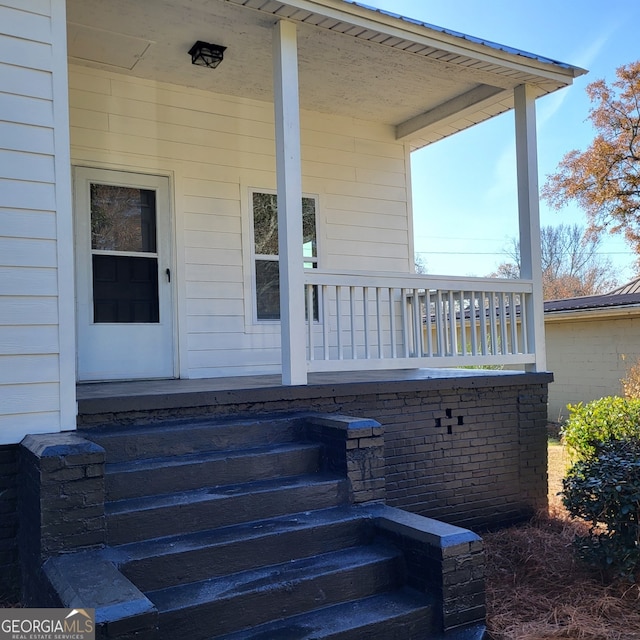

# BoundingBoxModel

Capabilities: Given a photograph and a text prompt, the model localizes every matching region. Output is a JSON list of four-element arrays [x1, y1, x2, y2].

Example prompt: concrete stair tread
[[106, 473, 345, 516], [213, 588, 433, 639], [109, 505, 367, 563], [81, 415, 305, 462], [106, 441, 320, 474], [148, 543, 402, 613]]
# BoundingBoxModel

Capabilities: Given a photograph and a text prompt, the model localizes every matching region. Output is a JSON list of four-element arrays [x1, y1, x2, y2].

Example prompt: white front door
[[74, 168, 175, 381]]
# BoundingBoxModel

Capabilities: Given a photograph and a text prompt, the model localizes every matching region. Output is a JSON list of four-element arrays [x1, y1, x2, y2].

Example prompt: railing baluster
[[509, 292, 518, 354], [364, 287, 371, 359], [479, 291, 488, 356], [469, 291, 478, 356], [376, 288, 383, 358], [350, 286, 357, 359], [411, 288, 422, 357], [499, 293, 508, 355], [322, 284, 330, 361], [521, 292, 529, 353], [459, 290, 467, 357], [489, 293, 498, 356], [425, 289, 433, 357], [435, 290, 444, 356], [390, 288, 397, 358], [448, 290, 457, 356], [307, 284, 315, 361], [336, 286, 343, 360], [401, 288, 410, 357]]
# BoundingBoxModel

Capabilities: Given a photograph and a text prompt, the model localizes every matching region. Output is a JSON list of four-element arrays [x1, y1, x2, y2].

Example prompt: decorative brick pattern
[[0, 444, 19, 601]]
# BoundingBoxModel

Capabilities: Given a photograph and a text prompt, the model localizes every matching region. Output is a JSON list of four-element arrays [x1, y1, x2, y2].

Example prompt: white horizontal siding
[[0, 0, 74, 443], [68, 66, 411, 378]]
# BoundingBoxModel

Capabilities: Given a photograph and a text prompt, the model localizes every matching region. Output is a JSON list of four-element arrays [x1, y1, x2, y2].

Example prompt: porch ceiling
[[65, 0, 585, 149]]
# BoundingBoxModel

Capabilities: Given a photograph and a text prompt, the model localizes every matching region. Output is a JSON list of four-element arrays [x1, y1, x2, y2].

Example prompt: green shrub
[[561, 397, 640, 460], [562, 439, 640, 581]]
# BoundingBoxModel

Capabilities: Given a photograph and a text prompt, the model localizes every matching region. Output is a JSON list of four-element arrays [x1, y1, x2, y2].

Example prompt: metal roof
[[607, 275, 640, 295], [345, 0, 576, 71], [545, 293, 640, 314]]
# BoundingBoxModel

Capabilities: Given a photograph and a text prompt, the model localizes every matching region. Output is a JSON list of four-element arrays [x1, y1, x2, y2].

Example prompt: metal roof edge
[[342, 0, 587, 78]]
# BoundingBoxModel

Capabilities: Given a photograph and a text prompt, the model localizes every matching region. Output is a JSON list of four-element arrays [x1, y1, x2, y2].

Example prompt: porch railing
[[303, 270, 536, 371]]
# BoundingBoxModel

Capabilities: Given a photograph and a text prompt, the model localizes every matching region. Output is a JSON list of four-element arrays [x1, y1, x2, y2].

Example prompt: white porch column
[[514, 84, 546, 372], [272, 20, 307, 385]]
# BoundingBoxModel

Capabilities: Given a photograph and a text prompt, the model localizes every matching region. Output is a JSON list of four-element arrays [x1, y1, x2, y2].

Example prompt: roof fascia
[[545, 306, 640, 322]]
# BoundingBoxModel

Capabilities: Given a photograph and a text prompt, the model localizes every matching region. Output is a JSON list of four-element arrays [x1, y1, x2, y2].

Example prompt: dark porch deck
[[77, 367, 549, 421]]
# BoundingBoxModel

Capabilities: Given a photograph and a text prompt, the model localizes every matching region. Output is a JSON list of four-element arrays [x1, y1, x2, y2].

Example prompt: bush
[[622, 357, 640, 399], [561, 397, 640, 460], [562, 439, 640, 581]]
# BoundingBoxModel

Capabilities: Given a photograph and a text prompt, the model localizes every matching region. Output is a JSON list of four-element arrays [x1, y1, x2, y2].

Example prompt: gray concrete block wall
[[0, 443, 19, 601]]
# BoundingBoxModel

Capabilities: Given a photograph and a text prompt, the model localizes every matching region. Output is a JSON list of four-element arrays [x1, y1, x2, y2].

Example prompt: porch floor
[[76, 368, 546, 421]]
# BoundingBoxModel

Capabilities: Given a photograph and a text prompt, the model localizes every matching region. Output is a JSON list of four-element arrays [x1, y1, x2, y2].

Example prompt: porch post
[[514, 84, 546, 372], [272, 20, 307, 385]]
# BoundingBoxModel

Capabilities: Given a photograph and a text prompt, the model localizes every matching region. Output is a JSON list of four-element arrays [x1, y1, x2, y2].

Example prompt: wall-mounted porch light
[[188, 41, 226, 69]]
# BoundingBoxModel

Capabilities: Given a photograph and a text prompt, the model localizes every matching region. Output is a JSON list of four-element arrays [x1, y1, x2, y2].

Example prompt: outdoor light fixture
[[188, 41, 226, 69]]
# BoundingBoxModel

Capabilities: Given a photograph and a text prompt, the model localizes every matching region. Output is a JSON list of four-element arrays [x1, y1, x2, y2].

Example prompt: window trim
[[248, 187, 320, 324]]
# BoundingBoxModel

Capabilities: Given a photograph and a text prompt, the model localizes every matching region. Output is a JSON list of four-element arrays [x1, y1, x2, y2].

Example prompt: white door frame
[[73, 166, 176, 381]]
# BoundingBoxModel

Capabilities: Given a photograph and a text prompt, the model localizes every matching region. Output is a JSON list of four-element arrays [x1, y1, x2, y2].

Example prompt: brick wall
[[5, 373, 549, 598], [79, 372, 551, 531], [380, 383, 548, 530], [0, 444, 19, 601]]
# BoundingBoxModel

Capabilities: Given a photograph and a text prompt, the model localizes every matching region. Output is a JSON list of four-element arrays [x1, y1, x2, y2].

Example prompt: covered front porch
[[61, 0, 585, 389]]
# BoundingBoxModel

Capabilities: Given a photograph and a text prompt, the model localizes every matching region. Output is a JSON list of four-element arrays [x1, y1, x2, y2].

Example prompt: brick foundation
[[19, 433, 107, 604], [79, 374, 550, 530], [0, 444, 19, 601]]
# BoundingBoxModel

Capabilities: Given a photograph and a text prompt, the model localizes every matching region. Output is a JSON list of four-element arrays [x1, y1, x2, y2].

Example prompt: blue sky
[[361, 0, 640, 281]]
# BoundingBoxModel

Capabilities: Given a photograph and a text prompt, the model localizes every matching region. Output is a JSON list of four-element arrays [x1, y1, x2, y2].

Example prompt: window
[[252, 191, 318, 321]]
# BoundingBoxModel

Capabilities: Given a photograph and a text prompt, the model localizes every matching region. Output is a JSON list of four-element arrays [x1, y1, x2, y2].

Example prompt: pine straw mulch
[[484, 507, 640, 639]]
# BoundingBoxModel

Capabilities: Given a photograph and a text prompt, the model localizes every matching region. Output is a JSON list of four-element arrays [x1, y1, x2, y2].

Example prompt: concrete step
[[214, 588, 435, 640], [106, 442, 322, 500], [111, 506, 373, 592], [81, 415, 305, 463], [106, 473, 349, 545], [148, 544, 404, 640]]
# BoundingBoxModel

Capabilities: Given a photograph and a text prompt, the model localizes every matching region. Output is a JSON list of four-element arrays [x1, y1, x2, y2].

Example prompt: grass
[[484, 441, 640, 640]]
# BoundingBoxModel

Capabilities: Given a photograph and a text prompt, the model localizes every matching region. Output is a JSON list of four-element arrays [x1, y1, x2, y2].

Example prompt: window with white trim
[[252, 191, 318, 321]]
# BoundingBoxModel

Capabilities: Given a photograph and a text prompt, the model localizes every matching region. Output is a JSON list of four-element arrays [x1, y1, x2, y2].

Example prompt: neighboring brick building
[[545, 281, 640, 422]]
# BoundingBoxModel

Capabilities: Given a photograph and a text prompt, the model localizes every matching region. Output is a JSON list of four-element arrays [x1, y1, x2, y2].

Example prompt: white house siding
[[545, 314, 640, 422], [0, 0, 74, 444], [68, 66, 411, 379]]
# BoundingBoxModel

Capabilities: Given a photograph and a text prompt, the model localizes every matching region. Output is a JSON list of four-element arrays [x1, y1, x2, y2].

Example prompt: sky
[[360, 0, 640, 282]]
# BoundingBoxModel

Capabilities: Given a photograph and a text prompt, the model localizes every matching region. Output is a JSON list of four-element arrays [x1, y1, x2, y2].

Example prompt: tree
[[543, 61, 640, 256], [492, 223, 618, 299]]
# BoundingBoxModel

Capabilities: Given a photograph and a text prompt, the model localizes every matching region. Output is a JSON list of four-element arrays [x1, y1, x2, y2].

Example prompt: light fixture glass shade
[[188, 41, 226, 69]]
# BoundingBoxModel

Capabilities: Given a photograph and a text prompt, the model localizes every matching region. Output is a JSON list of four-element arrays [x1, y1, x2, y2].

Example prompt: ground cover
[[485, 442, 640, 640]]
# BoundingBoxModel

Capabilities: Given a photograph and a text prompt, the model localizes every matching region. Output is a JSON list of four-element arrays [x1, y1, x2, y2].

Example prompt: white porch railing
[[303, 270, 536, 371]]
